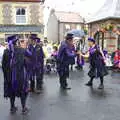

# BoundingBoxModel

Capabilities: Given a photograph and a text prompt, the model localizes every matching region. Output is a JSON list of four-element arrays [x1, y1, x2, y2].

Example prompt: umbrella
[[67, 29, 85, 38]]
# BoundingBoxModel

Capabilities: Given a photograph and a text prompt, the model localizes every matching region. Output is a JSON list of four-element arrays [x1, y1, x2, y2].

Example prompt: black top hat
[[36, 37, 41, 43], [7, 35, 19, 43], [30, 34, 37, 40], [88, 37, 95, 43], [66, 33, 74, 40]]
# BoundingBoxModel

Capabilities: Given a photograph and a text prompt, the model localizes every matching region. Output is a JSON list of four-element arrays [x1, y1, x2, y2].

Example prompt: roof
[[55, 11, 84, 23], [88, 0, 120, 23], [0, 0, 42, 2]]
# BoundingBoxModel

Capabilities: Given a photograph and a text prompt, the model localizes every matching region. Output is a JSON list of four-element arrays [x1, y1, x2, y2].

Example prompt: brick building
[[47, 10, 85, 43], [88, 0, 120, 52], [0, 0, 44, 44]]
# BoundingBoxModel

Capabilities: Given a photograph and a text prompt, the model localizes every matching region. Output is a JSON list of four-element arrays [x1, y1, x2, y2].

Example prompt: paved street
[[0, 65, 120, 120]]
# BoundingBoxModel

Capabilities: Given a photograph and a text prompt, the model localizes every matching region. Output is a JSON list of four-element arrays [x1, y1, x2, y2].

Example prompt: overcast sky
[[44, 0, 106, 24], [44, 0, 106, 15]]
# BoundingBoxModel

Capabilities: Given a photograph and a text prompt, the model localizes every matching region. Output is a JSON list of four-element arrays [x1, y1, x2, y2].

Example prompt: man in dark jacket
[[35, 38, 45, 92], [28, 34, 44, 93], [57, 33, 76, 90], [28, 34, 37, 92]]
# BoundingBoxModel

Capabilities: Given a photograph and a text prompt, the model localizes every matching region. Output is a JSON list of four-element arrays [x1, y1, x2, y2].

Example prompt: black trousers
[[59, 75, 68, 88], [30, 74, 35, 91], [10, 93, 28, 109], [89, 76, 104, 85], [36, 72, 44, 89], [30, 70, 44, 90]]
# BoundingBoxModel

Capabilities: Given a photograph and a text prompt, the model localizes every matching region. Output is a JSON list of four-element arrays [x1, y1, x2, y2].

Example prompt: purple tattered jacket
[[57, 41, 76, 76], [28, 44, 45, 71], [2, 46, 30, 98]]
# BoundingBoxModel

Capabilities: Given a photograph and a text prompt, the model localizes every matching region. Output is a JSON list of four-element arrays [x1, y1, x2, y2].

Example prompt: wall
[[0, 2, 44, 43], [0, 4, 2, 24], [59, 22, 84, 42], [59, 23, 65, 42], [47, 13, 58, 43], [88, 19, 120, 52], [0, 2, 43, 25]]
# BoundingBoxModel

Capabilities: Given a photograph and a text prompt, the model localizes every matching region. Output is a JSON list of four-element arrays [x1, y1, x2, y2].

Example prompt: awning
[[0, 25, 44, 33]]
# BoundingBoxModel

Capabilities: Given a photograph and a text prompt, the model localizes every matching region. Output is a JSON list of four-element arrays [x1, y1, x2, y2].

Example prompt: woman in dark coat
[[2, 35, 29, 114], [80, 37, 108, 89]]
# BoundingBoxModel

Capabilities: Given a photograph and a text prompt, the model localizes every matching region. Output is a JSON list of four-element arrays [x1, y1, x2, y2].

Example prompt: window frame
[[15, 7, 27, 25], [76, 24, 81, 30], [65, 24, 71, 30]]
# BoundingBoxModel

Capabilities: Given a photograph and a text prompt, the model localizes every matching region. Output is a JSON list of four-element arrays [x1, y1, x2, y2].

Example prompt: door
[[94, 31, 104, 50]]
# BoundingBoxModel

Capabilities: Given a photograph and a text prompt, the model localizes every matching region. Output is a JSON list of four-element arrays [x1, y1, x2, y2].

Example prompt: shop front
[[0, 25, 43, 44]]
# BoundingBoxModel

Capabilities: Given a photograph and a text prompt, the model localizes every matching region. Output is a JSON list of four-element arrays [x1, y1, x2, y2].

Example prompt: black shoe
[[98, 84, 104, 89], [29, 88, 35, 93], [85, 82, 93, 87], [10, 106, 18, 114], [64, 87, 71, 90], [60, 86, 71, 90], [35, 89, 41, 94], [75, 66, 79, 70], [22, 107, 29, 115]]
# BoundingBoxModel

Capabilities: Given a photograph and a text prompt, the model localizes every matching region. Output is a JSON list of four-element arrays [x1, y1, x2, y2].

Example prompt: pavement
[[0, 65, 120, 120]]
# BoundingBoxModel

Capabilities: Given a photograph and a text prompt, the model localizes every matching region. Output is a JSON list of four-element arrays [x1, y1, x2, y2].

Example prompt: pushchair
[[45, 56, 57, 74], [105, 54, 113, 70]]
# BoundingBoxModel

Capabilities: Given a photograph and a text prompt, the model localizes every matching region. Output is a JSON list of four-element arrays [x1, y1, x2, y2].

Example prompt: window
[[76, 25, 81, 30], [65, 24, 70, 30], [16, 8, 26, 24], [65, 24, 71, 33]]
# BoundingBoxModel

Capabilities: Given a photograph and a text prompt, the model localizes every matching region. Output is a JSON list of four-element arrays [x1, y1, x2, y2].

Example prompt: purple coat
[[35, 45, 45, 73], [2, 47, 29, 98], [28, 44, 45, 74], [57, 41, 76, 77]]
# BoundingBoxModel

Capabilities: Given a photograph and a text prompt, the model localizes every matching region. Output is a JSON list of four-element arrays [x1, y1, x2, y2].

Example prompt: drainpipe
[[58, 20, 60, 44]]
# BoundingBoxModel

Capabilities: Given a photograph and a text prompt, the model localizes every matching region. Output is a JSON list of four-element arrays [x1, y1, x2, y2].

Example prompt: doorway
[[94, 31, 104, 50]]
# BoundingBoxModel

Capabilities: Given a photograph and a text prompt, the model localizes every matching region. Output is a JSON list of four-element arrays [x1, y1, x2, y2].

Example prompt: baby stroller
[[45, 45, 58, 74], [45, 56, 57, 74], [105, 54, 113, 70], [103, 50, 113, 70]]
